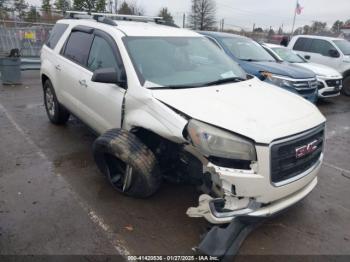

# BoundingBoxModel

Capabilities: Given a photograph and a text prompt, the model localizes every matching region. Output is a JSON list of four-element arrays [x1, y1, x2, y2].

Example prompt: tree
[[54, 0, 70, 13], [189, 0, 216, 30], [278, 26, 283, 35], [0, 0, 9, 19], [25, 6, 41, 22], [14, 0, 28, 20], [158, 7, 174, 25], [42, 0, 51, 16], [118, 1, 132, 14], [118, 1, 143, 15], [332, 20, 344, 32], [73, 0, 105, 12], [294, 27, 303, 35], [303, 24, 311, 34], [253, 27, 263, 33], [310, 21, 327, 33]]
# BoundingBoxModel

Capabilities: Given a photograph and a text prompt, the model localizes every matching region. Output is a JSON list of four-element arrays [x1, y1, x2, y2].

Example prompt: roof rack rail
[[65, 11, 165, 25]]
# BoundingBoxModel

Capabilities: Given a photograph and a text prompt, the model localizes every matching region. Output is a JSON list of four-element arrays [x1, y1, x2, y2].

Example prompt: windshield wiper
[[240, 58, 259, 62], [201, 77, 246, 87], [148, 85, 200, 90]]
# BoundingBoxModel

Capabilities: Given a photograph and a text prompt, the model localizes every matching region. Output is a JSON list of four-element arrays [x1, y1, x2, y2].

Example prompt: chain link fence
[[0, 20, 55, 57]]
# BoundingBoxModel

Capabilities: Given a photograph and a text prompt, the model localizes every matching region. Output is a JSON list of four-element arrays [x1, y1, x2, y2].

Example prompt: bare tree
[[189, 0, 216, 30]]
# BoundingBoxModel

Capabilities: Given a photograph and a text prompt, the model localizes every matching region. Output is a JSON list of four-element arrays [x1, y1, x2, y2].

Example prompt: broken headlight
[[187, 120, 257, 161]]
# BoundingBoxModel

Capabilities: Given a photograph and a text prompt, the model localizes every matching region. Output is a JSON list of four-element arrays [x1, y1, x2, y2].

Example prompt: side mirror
[[328, 49, 340, 58], [304, 55, 311, 60], [91, 67, 127, 88]]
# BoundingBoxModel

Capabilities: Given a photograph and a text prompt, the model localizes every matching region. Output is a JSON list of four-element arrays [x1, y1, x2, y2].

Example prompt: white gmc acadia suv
[[40, 13, 326, 224]]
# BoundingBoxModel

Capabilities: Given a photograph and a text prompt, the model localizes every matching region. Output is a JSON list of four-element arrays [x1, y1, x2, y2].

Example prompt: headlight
[[187, 119, 257, 161], [261, 72, 294, 88]]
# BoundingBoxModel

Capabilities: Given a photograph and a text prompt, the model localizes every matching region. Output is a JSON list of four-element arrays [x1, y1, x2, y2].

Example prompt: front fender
[[123, 92, 188, 144]]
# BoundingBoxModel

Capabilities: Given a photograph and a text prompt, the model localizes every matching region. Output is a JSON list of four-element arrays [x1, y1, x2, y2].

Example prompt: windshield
[[123, 37, 247, 88], [333, 40, 350, 55], [271, 47, 306, 63], [221, 37, 275, 62]]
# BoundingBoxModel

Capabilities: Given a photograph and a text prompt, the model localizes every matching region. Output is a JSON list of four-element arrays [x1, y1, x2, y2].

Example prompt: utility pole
[[291, 0, 297, 35], [221, 19, 225, 31], [252, 23, 255, 32], [115, 0, 118, 14], [183, 13, 186, 28]]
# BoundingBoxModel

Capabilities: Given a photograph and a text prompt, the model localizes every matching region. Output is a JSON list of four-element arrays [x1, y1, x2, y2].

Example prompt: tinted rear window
[[46, 23, 68, 49], [63, 31, 93, 66]]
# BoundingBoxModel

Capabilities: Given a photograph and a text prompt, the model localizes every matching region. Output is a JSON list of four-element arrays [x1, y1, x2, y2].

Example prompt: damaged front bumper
[[187, 149, 321, 224], [187, 176, 317, 224]]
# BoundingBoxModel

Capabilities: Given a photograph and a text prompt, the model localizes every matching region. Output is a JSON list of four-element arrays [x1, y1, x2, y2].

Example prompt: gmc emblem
[[295, 140, 318, 159]]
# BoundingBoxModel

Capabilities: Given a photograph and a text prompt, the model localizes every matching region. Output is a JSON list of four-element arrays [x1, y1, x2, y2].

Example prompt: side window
[[293, 37, 312, 52], [63, 31, 93, 66], [87, 36, 118, 71], [46, 23, 68, 49], [309, 39, 335, 56]]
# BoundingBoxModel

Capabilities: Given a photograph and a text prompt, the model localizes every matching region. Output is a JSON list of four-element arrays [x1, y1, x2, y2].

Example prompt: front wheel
[[342, 76, 350, 96], [93, 129, 162, 198]]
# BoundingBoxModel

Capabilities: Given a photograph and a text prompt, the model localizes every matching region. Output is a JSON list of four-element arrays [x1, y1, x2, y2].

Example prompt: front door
[[77, 31, 126, 134]]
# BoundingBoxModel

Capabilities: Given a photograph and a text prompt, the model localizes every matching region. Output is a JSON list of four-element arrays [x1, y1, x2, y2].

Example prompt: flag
[[296, 1, 303, 15]]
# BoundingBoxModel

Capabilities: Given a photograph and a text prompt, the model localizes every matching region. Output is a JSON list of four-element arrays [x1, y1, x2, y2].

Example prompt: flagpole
[[291, 0, 297, 36]]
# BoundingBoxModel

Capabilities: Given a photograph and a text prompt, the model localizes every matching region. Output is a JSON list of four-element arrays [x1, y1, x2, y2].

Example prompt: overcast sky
[[136, 0, 350, 31], [28, 0, 350, 31]]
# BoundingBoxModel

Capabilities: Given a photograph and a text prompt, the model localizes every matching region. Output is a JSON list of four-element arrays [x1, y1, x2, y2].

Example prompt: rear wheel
[[93, 129, 162, 198], [342, 76, 350, 96], [43, 80, 70, 124]]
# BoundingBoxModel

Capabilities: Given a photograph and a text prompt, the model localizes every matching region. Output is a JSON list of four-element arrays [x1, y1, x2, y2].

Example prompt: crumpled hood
[[241, 61, 316, 79], [293, 62, 342, 78], [152, 78, 325, 144]]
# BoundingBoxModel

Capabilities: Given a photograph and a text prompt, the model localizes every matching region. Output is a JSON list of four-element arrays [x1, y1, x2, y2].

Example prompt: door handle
[[55, 65, 61, 71], [79, 79, 88, 88]]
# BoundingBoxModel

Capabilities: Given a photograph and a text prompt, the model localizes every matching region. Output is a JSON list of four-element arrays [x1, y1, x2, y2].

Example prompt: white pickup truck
[[40, 13, 326, 224], [288, 35, 350, 96]]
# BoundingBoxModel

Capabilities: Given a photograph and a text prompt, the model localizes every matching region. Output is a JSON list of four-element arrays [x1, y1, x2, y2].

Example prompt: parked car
[[288, 35, 350, 96], [41, 14, 325, 224], [262, 43, 343, 98], [199, 31, 318, 103]]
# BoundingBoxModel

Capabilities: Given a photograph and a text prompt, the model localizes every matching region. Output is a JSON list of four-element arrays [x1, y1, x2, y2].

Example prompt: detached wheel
[[93, 129, 161, 198], [43, 80, 70, 124], [342, 76, 350, 96]]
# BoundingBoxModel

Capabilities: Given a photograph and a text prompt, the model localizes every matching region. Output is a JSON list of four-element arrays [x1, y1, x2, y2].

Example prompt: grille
[[292, 79, 318, 95], [325, 79, 342, 87], [270, 125, 324, 185]]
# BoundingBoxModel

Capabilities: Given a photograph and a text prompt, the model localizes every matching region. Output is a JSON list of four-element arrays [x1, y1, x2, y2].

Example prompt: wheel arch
[[343, 69, 350, 79]]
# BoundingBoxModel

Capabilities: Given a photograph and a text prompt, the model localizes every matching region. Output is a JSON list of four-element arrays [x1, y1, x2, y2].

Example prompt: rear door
[[292, 37, 341, 69], [58, 27, 94, 117], [77, 30, 126, 134]]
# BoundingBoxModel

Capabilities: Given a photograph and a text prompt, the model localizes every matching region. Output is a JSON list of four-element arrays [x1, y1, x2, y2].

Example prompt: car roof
[[199, 31, 248, 39], [58, 19, 200, 37], [292, 35, 343, 41]]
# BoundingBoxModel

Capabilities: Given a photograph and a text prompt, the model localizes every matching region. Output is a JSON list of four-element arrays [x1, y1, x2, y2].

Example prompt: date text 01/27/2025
[[127, 256, 219, 261]]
